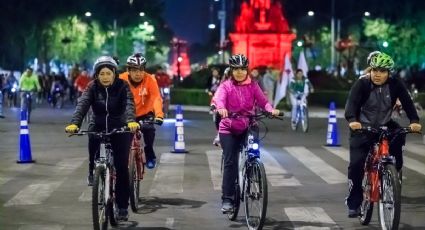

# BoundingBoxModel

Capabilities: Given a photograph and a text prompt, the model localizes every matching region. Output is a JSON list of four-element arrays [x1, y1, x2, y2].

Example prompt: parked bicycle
[[358, 126, 421, 230], [128, 116, 161, 213], [223, 111, 283, 230], [291, 93, 309, 132], [70, 127, 131, 230]]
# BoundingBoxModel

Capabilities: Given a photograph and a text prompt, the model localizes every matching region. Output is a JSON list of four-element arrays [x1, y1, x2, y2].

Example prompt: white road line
[[78, 186, 92, 202], [206, 150, 223, 191], [19, 225, 64, 230], [404, 156, 425, 176], [165, 217, 175, 228], [53, 157, 86, 175], [4, 181, 62, 206], [285, 147, 346, 184], [284, 207, 336, 230], [262, 149, 301, 186], [149, 153, 185, 195], [405, 143, 425, 157], [0, 176, 12, 187], [323, 146, 349, 162]]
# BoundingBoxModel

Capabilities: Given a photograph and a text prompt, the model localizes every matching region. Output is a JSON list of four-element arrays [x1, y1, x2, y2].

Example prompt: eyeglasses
[[233, 67, 248, 71], [128, 67, 144, 73], [371, 67, 389, 72]]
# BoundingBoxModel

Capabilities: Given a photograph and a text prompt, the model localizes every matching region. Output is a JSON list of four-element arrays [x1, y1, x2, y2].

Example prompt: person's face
[[98, 67, 115, 87], [26, 69, 33, 76], [251, 69, 259, 78], [370, 67, 389, 85], [296, 71, 303, 79], [232, 67, 248, 82], [212, 69, 219, 77], [128, 67, 144, 82]]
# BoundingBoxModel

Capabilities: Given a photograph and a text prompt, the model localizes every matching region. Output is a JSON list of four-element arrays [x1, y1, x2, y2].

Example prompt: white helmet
[[93, 56, 118, 73], [126, 53, 147, 69]]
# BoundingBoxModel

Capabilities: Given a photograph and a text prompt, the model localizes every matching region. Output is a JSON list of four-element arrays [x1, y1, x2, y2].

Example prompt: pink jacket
[[213, 77, 273, 134]]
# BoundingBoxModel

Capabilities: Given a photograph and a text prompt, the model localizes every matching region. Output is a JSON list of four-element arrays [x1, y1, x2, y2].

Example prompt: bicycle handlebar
[[68, 126, 132, 137], [355, 126, 422, 135]]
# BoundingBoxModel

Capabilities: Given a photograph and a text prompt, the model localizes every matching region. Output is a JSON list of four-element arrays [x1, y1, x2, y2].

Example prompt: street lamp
[[307, 11, 315, 16], [382, 41, 389, 48], [208, 23, 216, 29], [139, 12, 145, 17], [85, 11, 92, 17], [364, 11, 371, 17], [297, 41, 303, 47]]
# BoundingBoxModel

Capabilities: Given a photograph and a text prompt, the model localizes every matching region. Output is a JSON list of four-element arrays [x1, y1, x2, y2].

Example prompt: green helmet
[[369, 52, 394, 70]]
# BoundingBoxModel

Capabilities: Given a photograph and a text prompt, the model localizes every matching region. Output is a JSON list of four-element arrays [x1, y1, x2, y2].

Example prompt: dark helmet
[[126, 53, 147, 69], [93, 56, 118, 74], [229, 54, 249, 68]]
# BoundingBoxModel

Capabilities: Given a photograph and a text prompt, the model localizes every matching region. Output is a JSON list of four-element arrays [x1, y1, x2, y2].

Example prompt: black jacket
[[70, 78, 135, 129], [345, 75, 419, 124]]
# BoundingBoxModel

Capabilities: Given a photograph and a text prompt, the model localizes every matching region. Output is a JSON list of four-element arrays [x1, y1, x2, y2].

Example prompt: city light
[[85, 12, 92, 17], [208, 23, 216, 29], [307, 11, 315, 16], [364, 11, 371, 17], [297, 41, 303, 47], [139, 12, 145, 17], [383, 41, 389, 48], [218, 50, 223, 55], [144, 21, 149, 26], [177, 57, 183, 62]]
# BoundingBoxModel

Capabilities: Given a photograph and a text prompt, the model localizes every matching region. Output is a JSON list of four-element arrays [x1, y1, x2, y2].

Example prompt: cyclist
[[212, 54, 280, 213], [119, 53, 164, 169], [155, 66, 172, 118], [19, 67, 41, 122], [65, 56, 139, 221], [74, 70, 92, 98], [289, 69, 312, 129], [344, 51, 421, 218]]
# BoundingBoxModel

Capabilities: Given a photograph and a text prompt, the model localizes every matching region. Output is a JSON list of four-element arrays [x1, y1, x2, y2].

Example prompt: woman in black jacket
[[65, 56, 139, 220]]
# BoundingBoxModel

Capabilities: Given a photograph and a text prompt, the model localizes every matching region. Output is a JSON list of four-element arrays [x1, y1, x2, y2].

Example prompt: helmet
[[369, 52, 394, 70], [126, 53, 147, 69], [366, 51, 381, 66], [229, 54, 249, 68], [93, 56, 118, 74], [223, 67, 231, 77]]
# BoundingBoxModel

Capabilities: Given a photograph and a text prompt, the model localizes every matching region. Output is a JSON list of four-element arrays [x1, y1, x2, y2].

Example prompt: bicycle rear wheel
[[244, 158, 268, 230], [378, 164, 401, 230], [92, 166, 108, 230], [301, 107, 309, 133], [359, 172, 373, 225], [129, 151, 140, 213]]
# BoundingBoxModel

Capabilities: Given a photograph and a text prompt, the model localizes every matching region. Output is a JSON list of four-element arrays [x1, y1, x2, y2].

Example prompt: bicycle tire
[[359, 172, 373, 225], [92, 166, 108, 230], [244, 158, 268, 230], [301, 107, 309, 133], [378, 164, 401, 230], [108, 168, 118, 227], [129, 151, 138, 213]]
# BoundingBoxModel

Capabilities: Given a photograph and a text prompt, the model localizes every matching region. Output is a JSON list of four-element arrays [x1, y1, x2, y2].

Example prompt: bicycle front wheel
[[244, 158, 268, 230], [301, 107, 309, 133], [129, 151, 140, 213], [92, 166, 108, 230], [378, 164, 401, 230]]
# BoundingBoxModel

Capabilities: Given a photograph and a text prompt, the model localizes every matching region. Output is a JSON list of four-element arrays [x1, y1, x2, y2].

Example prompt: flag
[[297, 50, 308, 77], [273, 54, 293, 108]]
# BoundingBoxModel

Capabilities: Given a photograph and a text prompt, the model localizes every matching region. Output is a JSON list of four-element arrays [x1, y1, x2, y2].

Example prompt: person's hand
[[409, 123, 422, 132], [271, 109, 280, 116], [127, 121, 140, 132], [65, 124, 79, 133], [155, 117, 164, 126], [349, 122, 362, 130], [208, 92, 213, 96], [217, 108, 228, 118]]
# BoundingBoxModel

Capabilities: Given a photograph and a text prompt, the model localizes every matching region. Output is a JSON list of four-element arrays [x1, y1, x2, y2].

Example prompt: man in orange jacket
[[120, 53, 164, 169]]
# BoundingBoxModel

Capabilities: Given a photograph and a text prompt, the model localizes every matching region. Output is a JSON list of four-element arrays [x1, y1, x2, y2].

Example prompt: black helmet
[[229, 54, 249, 68], [93, 56, 118, 74]]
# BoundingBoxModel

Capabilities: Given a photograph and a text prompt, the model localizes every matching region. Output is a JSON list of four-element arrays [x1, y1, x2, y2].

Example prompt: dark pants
[[220, 126, 259, 203], [88, 124, 132, 209], [136, 113, 157, 161], [346, 120, 406, 210]]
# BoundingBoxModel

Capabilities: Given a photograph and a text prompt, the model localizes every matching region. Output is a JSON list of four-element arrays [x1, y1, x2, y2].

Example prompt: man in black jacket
[[344, 51, 422, 218]]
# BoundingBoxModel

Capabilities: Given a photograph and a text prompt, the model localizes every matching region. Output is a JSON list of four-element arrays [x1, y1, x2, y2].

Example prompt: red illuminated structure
[[171, 38, 191, 79], [229, 0, 296, 70]]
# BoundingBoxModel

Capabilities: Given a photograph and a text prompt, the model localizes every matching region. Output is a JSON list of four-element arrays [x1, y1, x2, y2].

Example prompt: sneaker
[[221, 201, 233, 214], [117, 208, 129, 221], [291, 121, 297, 130], [146, 159, 156, 169], [87, 174, 94, 186], [213, 134, 220, 146], [348, 208, 360, 218]]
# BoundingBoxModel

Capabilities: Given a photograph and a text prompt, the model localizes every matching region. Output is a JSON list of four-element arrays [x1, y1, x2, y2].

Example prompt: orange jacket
[[119, 72, 164, 118]]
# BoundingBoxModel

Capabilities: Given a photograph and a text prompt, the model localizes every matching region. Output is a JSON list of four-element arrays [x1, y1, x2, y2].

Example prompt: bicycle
[[358, 126, 421, 230], [128, 116, 160, 213], [20, 90, 33, 122], [70, 127, 130, 230], [291, 93, 309, 132], [223, 111, 284, 230]]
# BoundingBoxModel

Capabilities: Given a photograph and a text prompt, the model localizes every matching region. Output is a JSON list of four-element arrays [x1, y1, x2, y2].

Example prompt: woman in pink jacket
[[213, 54, 280, 213]]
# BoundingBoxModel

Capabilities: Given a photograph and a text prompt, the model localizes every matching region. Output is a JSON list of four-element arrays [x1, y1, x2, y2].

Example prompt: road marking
[[53, 157, 86, 175], [405, 143, 425, 157], [323, 146, 349, 162], [0, 176, 12, 186], [149, 153, 185, 195], [404, 156, 425, 176], [284, 207, 336, 229], [165, 217, 174, 228], [206, 150, 222, 190], [78, 186, 92, 202], [4, 181, 62, 206], [262, 149, 301, 186], [19, 225, 64, 230], [285, 147, 346, 184]]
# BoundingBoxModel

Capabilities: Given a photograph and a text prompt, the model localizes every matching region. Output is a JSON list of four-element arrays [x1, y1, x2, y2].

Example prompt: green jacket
[[19, 72, 41, 91]]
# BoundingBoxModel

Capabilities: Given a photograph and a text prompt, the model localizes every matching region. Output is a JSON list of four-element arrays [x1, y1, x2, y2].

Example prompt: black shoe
[[117, 208, 129, 221], [221, 201, 233, 213], [348, 208, 360, 218], [0, 115, 5, 119], [87, 174, 93, 186]]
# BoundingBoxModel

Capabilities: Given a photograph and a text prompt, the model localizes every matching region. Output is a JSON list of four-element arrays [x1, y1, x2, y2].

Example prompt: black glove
[[155, 117, 164, 126]]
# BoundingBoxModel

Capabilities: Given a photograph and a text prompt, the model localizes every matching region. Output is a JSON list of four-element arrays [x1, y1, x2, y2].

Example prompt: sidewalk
[[169, 105, 345, 119]]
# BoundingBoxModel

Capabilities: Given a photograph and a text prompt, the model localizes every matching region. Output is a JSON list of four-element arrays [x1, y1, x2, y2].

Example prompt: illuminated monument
[[229, 0, 296, 70]]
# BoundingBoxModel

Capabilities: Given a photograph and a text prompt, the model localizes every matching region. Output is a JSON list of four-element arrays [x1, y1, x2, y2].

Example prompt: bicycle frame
[[130, 131, 145, 180]]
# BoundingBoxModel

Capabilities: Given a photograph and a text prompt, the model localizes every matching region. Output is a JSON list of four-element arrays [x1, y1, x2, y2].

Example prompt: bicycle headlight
[[11, 88, 16, 93], [164, 88, 170, 94], [252, 143, 259, 150]]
